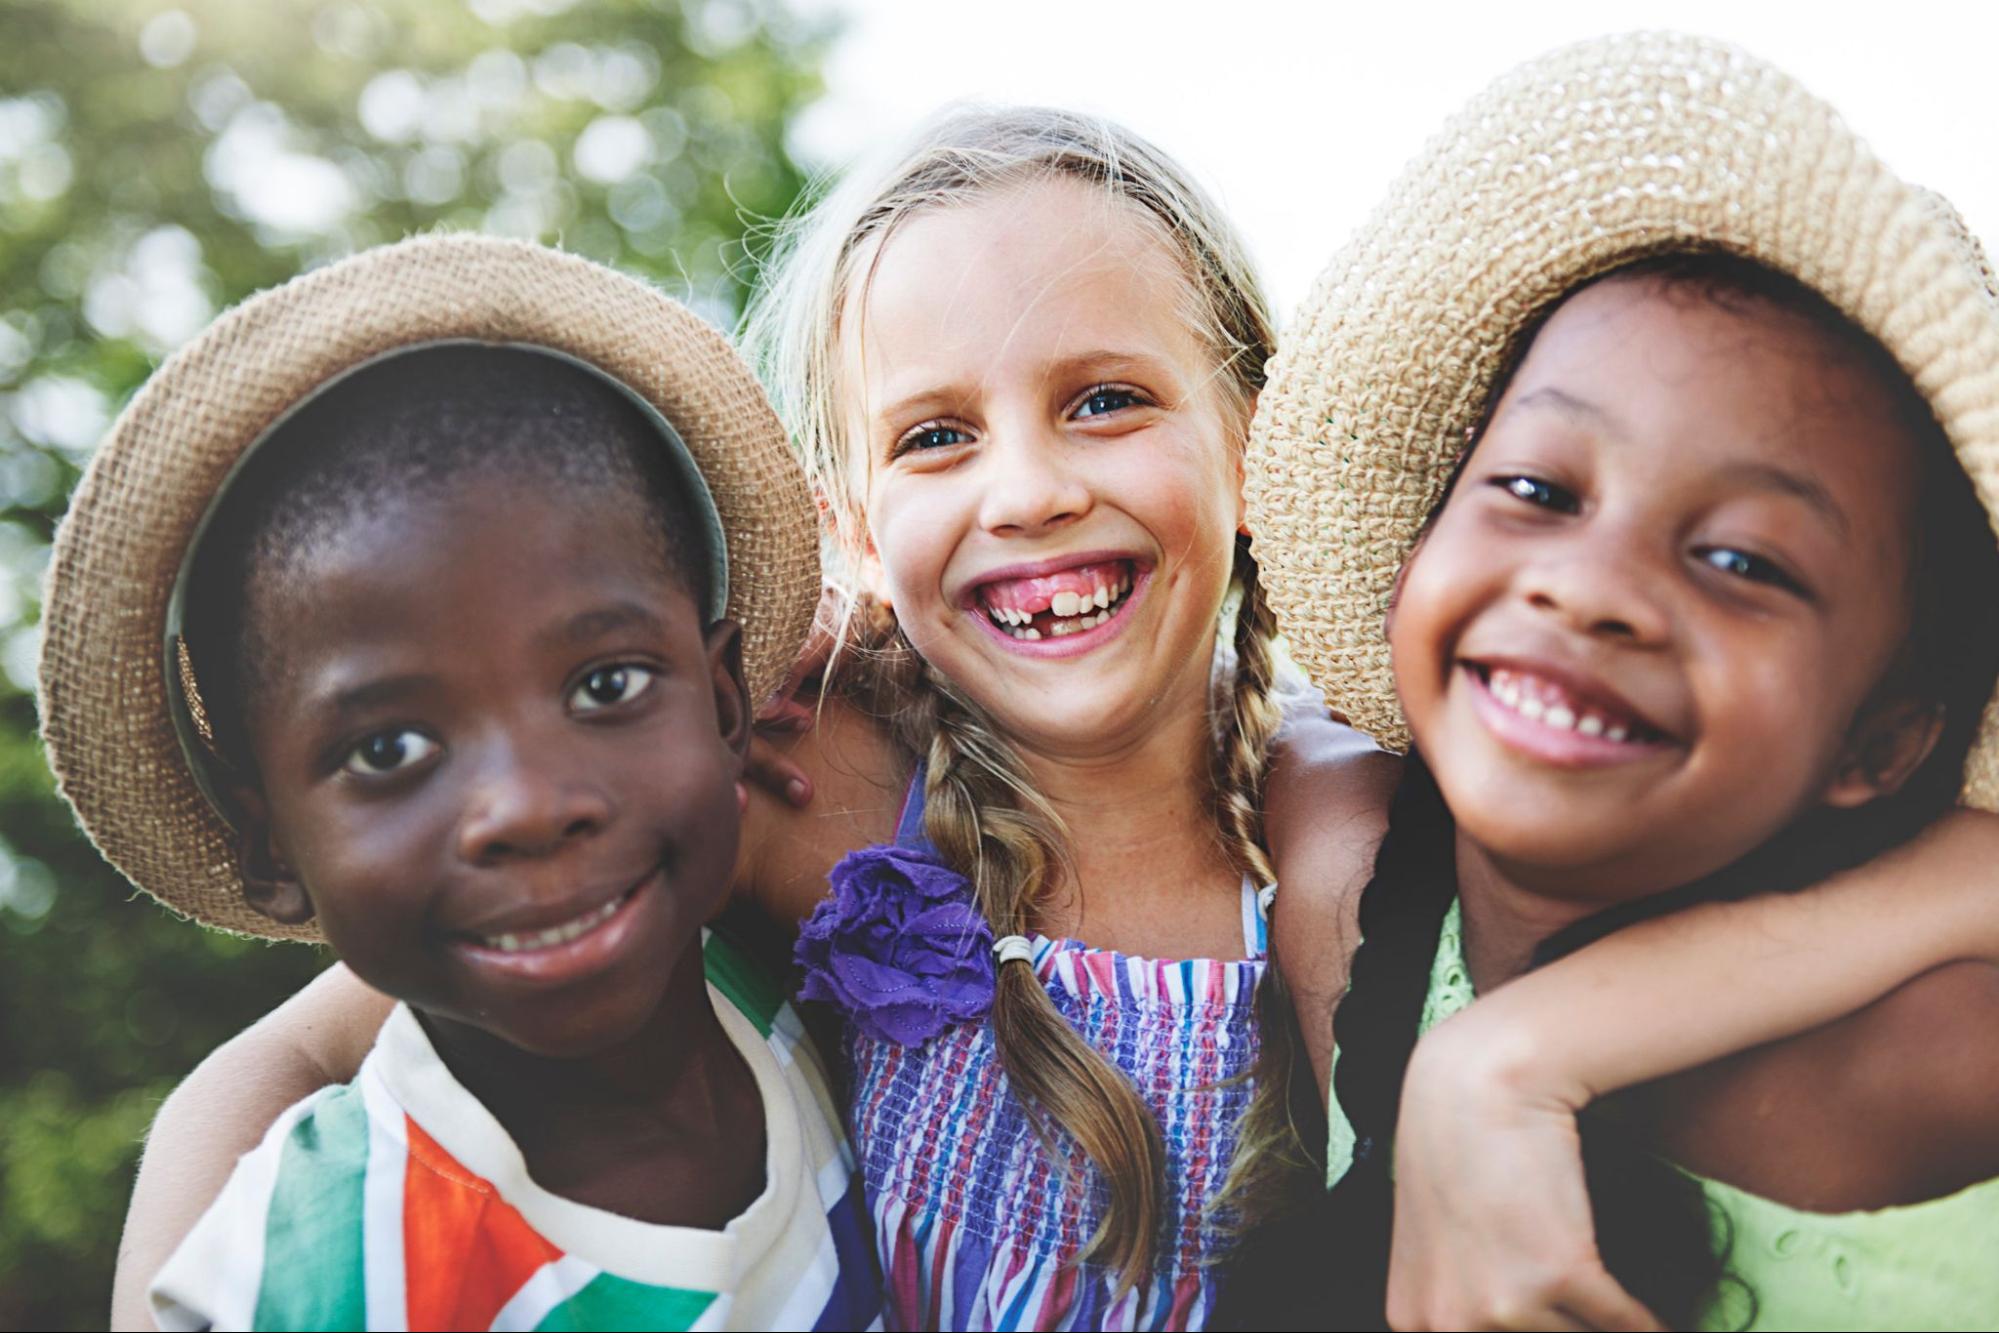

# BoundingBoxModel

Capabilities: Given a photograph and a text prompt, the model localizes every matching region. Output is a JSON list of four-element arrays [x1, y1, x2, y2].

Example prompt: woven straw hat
[[39, 234, 820, 940], [1248, 31, 1999, 812]]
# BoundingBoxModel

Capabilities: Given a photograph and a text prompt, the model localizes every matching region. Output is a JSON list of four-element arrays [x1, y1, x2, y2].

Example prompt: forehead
[[1503, 276, 1922, 521], [846, 177, 1210, 405]]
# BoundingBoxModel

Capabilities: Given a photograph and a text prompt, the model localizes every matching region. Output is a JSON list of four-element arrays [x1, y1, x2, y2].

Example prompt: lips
[[1474, 663, 1670, 744], [445, 863, 659, 985], [1461, 658, 1680, 769], [973, 557, 1138, 641]]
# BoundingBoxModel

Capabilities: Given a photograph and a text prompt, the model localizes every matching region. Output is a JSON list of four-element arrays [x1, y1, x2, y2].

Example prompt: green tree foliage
[[0, 1, 823, 1324]]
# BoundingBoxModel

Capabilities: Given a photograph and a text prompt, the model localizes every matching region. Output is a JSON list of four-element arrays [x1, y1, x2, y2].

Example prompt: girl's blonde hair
[[742, 104, 1303, 1285]]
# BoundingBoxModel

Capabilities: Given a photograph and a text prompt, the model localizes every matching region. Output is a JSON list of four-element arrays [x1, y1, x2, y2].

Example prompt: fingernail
[[788, 779, 810, 805]]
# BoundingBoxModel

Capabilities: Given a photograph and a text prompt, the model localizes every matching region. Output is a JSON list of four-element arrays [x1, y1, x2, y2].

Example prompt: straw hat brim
[[39, 234, 821, 940], [1247, 31, 1999, 812]]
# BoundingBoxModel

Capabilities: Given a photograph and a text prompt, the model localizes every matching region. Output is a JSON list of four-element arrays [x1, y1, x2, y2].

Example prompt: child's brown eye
[[570, 665, 654, 713], [342, 729, 438, 776], [1493, 474, 1580, 513]]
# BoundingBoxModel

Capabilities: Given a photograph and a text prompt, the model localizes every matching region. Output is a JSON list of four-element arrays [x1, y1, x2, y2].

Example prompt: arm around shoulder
[[1263, 716, 1399, 1097], [110, 962, 393, 1331]]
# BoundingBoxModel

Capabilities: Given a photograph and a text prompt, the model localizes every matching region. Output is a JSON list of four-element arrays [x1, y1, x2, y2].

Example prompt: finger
[[1553, 1279, 1666, 1333], [745, 746, 814, 807]]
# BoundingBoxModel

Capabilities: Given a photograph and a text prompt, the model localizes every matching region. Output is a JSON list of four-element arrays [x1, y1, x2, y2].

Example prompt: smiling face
[[234, 475, 748, 1059], [1392, 272, 1934, 903], [846, 177, 1247, 759]]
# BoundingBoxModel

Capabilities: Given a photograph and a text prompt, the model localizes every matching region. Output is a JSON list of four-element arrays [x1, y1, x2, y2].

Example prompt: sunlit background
[[2, 2, 1993, 1325]]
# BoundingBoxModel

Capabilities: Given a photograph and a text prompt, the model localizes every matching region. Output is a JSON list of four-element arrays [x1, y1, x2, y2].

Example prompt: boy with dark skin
[[233, 467, 767, 1229], [38, 237, 879, 1330]]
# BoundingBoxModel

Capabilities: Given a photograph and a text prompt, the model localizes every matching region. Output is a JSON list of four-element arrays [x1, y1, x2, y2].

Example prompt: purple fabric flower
[[794, 843, 997, 1046]]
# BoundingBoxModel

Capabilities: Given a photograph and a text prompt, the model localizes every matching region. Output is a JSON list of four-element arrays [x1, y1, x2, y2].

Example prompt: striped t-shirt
[[152, 931, 882, 1331]]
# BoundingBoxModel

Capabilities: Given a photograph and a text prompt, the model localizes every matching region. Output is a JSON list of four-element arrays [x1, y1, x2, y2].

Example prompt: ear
[[1231, 392, 1256, 536], [703, 618, 752, 760], [858, 535, 893, 612], [226, 786, 315, 926], [1382, 546, 1421, 640], [1821, 698, 1945, 809]]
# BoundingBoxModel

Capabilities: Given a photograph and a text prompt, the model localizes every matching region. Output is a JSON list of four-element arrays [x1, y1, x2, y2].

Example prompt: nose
[[975, 420, 1093, 536], [456, 737, 613, 865], [1519, 527, 1672, 644]]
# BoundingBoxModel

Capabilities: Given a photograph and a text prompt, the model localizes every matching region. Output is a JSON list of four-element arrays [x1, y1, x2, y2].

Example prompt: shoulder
[[1268, 728, 1399, 968], [739, 695, 907, 927], [149, 1083, 373, 1329], [1667, 956, 1999, 1210], [1266, 729, 1400, 1089], [1837, 957, 1999, 1199]]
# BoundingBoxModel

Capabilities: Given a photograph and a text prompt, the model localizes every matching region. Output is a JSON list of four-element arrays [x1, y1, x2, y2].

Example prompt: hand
[[747, 584, 847, 808], [1386, 1018, 1663, 1332]]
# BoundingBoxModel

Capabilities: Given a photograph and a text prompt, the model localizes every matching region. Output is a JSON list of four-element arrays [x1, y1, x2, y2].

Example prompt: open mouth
[[975, 558, 1138, 641], [1468, 663, 1673, 746]]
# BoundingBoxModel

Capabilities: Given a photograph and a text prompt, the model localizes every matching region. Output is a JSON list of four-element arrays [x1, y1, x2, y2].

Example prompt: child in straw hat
[[1218, 32, 1999, 1331], [38, 235, 881, 1330]]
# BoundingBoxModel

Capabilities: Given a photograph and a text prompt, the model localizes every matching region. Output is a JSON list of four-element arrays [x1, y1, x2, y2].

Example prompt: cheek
[[863, 479, 958, 607]]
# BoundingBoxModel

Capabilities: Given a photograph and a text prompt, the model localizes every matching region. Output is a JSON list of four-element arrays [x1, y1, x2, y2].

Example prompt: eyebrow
[[305, 672, 436, 728], [534, 601, 671, 651], [1511, 385, 1617, 429], [1511, 385, 1851, 537], [1714, 460, 1852, 538]]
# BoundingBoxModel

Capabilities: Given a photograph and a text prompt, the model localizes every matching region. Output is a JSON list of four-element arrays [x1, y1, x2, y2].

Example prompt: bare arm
[[110, 963, 393, 1331], [1386, 807, 1999, 1330], [1261, 715, 1398, 1095]]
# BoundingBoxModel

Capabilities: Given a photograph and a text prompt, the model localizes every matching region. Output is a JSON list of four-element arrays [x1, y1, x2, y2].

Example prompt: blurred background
[[4, 1, 1996, 1326], [0, 2, 822, 1325]]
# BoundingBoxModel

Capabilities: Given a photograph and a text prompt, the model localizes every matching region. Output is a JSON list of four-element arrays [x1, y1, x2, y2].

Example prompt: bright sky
[[789, 0, 1999, 319]]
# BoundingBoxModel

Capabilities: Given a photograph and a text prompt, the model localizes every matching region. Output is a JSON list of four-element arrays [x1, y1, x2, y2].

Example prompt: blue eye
[[342, 729, 438, 776], [1074, 386, 1143, 418], [897, 423, 972, 453], [570, 665, 655, 713], [1493, 475, 1580, 513]]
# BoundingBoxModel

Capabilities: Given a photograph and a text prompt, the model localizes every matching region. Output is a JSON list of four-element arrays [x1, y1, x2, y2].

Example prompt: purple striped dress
[[845, 772, 1266, 1331]]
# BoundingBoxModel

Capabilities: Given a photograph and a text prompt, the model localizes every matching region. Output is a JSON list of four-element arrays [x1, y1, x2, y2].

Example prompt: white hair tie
[[993, 935, 1034, 966]]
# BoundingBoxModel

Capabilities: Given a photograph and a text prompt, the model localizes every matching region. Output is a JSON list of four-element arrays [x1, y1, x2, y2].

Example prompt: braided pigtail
[[834, 602, 1167, 1290], [1214, 540, 1327, 1225], [1211, 752, 1455, 1330]]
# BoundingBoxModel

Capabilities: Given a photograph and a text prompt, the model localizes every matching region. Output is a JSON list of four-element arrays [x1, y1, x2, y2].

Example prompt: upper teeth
[[986, 574, 1132, 640], [1486, 669, 1642, 743], [478, 894, 623, 953]]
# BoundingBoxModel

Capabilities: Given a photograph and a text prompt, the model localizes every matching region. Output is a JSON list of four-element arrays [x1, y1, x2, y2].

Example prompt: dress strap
[[1239, 875, 1269, 959], [893, 760, 930, 849]]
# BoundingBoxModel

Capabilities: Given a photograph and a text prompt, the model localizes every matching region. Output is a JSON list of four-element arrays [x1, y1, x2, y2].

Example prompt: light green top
[[1326, 901, 1999, 1331]]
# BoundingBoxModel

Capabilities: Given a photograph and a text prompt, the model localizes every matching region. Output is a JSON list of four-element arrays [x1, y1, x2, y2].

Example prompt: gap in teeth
[[987, 571, 1133, 637]]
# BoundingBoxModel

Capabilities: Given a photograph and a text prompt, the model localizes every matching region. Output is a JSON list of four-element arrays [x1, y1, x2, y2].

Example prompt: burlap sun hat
[[1247, 30, 1999, 812], [39, 233, 821, 940]]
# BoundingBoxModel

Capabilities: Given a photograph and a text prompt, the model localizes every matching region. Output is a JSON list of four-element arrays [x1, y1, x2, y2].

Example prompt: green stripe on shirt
[[254, 1086, 370, 1331]]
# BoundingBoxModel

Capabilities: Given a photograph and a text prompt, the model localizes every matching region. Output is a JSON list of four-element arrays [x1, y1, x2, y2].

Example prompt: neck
[[1010, 680, 1239, 940], [418, 937, 740, 1144]]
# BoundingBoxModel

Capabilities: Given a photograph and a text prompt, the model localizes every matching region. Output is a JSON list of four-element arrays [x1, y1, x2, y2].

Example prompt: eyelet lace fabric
[[1323, 900, 1999, 1330]]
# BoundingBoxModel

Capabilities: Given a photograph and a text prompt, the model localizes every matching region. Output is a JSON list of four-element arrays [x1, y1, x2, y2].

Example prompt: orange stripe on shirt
[[401, 1114, 564, 1331]]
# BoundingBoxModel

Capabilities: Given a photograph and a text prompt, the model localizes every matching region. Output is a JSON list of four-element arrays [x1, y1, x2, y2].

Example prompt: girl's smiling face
[[847, 177, 1246, 760], [1392, 274, 1935, 903]]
